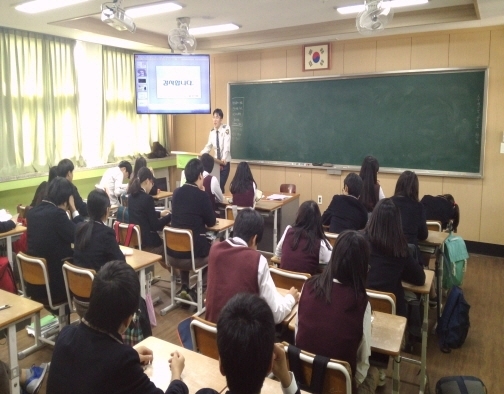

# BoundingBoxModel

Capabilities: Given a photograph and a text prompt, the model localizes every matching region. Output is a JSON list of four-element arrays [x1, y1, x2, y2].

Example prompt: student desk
[[277, 287, 299, 327], [121, 246, 163, 298], [153, 191, 173, 210], [135, 336, 228, 393], [418, 230, 449, 320], [259, 376, 310, 393], [401, 269, 434, 394], [0, 289, 43, 394], [287, 310, 406, 394], [207, 218, 234, 239], [0, 225, 26, 268], [220, 192, 300, 253]]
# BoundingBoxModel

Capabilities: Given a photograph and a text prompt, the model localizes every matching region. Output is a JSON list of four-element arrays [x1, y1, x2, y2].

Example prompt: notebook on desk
[[266, 194, 290, 201]]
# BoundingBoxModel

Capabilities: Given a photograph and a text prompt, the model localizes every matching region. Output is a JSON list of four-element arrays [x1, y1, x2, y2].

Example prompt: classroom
[[0, 1, 503, 393]]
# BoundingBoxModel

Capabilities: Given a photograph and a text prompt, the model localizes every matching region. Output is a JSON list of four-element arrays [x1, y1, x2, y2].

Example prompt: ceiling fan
[[356, 0, 394, 35], [168, 17, 197, 53]]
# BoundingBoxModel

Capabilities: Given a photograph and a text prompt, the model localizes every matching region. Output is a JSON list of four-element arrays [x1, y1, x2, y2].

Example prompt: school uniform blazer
[[73, 221, 125, 271], [72, 183, 88, 217], [321, 194, 368, 234], [391, 196, 428, 246], [47, 324, 170, 394], [0, 220, 15, 233], [26, 201, 84, 302], [128, 189, 172, 249]]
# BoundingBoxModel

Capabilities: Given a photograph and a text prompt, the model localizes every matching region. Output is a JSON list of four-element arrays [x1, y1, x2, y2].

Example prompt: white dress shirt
[[203, 171, 224, 202], [201, 124, 232, 163], [274, 225, 332, 264], [99, 166, 127, 206], [226, 237, 296, 324]]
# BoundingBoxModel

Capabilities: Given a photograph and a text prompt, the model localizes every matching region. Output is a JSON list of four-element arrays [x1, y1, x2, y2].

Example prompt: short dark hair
[[213, 108, 223, 119], [56, 159, 74, 178], [394, 170, 419, 201], [308, 230, 369, 303], [128, 167, 153, 195], [85, 261, 140, 333], [366, 198, 409, 258], [184, 158, 204, 183], [344, 173, 363, 198], [75, 189, 110, 251], [48, 166, 58, 182], [200, 153, 215, 173], [118, 161, 132, 179], [232, 208, 264, 244], [46, 177, 74, 206], [217, 293, 275, 394]]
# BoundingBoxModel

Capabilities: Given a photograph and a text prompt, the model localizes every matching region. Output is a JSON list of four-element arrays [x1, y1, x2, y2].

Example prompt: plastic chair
[[282, 342, 352, 394], [16, 252, 68, 348], [280, 184, 297, 193], [62, 262, 95, 319], [190, 315, 219, 360], [366, 289, 396, 315], [160, 226, 207, 315], [270, 267, 310, 290]]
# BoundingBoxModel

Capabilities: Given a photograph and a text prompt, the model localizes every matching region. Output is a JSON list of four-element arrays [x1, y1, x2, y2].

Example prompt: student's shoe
[[175, 285, 189, 300], [186, 288, 197, 304], [378, 369, 387, 387], [23, 363, 49, 394]]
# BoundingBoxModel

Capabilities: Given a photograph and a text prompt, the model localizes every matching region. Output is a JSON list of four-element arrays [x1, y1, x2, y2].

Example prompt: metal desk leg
[[8, 324, 21, 394], [139, 269, 146, 298], [392, 356, 401, 394], [420, 293, 429, 394], [273, 209, 278, 252], [18, 312, 44, 359], [6, 235, 13, 268], [438, 243, 445, 319]]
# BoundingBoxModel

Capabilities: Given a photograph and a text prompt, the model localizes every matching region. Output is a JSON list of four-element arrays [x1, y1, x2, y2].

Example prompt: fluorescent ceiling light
[[15, 0, 88, 14], [125, 2, 182, 18], [189, 23, 240, 36], [337, 0, 428, 15]]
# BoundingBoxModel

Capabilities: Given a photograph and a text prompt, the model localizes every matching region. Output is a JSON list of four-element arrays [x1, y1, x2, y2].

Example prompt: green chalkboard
[[229, 69, 486, 176]]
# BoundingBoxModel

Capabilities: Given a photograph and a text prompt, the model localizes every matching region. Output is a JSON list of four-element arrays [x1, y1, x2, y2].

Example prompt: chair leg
[[17, 312, 44, 360], [197, 270, 205, 314], [160, 269, 179, 316]]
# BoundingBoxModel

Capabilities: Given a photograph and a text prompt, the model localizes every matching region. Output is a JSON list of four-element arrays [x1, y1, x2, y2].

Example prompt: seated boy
[[168, 293, 300, 394], [47, 260, 174, 394], [200, 153, 224, 215], [56, 158, 88, 216], [322, 173, 368, 233], [205, 208, 299, 324]]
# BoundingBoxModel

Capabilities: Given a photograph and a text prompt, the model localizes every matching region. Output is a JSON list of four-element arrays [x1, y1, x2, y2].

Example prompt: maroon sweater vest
[[280, 228, 321, 275], [231, 182, 254, 207], [205, 240, 261, 323], [203, 175, 217, 212], [296, 280, 368, 378]]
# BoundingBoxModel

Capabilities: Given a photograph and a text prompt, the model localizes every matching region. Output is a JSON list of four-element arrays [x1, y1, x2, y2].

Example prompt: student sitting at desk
[[169, 293, 301, 394], [321, 172, 368, 234], [47, 261, 173, 394], [74, 189, 124, 271], [275, 200, 332, 275], [365, 199, 426, 318], [229, 161, 257, 208], [201, 153, 224, 215], [359, 156, 385, 213], [129, 157, 158, 196], [98, 160, 132, 206], [26, 177, 84, 303], [295, 230, 379, 393], [167, 158, 216, 303], [0, 217, 16, 233], [30, 166, 57, 207], [205, 208, 299, 324], [128, 167, 171, 256], [56, 158, 88, 216], [391, 171, 428, 261]]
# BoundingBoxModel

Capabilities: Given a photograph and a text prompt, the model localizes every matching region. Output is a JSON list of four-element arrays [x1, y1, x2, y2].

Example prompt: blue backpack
[[436, 286, 470, 353]]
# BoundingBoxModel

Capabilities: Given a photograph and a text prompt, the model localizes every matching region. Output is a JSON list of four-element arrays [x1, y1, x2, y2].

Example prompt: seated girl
[[229, 162, 257, 208], [359, 155, 385, 213], [365, 198, 426, 317], [296, 230, 379, 393], [275, 200, 332, 275], [74, 189, 125, 271]]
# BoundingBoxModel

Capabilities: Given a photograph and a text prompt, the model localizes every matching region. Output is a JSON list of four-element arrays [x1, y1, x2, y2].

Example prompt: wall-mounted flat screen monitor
[[134, 53, 211, 114]]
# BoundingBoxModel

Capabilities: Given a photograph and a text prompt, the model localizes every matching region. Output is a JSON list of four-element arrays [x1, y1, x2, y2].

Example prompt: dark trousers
[[220, 162, 230, 193]]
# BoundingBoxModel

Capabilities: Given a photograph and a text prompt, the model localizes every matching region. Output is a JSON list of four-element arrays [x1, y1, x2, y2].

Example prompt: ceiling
[[1, 0, 504, 53]]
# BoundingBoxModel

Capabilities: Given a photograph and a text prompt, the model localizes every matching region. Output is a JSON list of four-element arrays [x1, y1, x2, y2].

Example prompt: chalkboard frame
[[228, 67, 488, 178]]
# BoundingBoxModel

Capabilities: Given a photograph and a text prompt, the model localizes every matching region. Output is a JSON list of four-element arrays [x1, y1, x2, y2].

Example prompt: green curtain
[[102, 46, 167, 162], [0, 28, 80, 177]]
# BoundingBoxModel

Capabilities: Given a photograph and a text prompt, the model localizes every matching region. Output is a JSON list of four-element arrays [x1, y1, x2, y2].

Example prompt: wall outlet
[[317, 195, 322, 204]]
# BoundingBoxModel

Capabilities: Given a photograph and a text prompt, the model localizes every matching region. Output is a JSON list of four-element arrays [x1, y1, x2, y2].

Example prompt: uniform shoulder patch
[[225, 129, 230, 134]]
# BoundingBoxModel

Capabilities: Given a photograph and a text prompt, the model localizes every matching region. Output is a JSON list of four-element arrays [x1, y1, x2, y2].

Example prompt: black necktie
[[216, 129, 221, 160]]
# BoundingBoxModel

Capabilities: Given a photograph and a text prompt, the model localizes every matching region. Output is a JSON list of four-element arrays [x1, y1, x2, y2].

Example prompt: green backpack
[[442, 234, 469, 290]]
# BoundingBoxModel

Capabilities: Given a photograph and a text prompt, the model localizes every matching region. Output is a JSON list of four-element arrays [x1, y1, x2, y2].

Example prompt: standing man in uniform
[[201, 108, 231, 193]]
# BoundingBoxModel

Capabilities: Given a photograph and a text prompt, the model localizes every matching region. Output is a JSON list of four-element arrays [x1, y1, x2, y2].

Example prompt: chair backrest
[[16, 252, 61, 308], [280, 184, 296, 193], [427, 220, 442, 232], [62, 262, 95, 299], [282, 342, 352, 394], [324, 232, 338, 247], [115, 222, 142, 249], [366, 289, 396, 315], [17, 204, 27, 219], [163, 227, 196, 270], [190, 315, 219, 360], [270, 267, 310, 290], [224, 205, 246, 221]]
